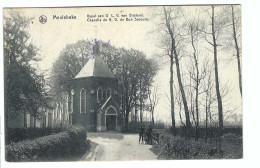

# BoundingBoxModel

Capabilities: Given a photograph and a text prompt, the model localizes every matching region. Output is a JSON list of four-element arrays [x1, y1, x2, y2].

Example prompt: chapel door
[[106, 115, 116, 131]]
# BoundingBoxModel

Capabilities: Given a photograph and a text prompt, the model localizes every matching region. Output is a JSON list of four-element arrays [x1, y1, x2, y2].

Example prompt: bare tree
[[148, 85, 160, 125], [231, 5, 242, 96], [185, 13, 208, 140], [201, 61, 215, 142], [201, 61, 236, 146], [210, 6, 224, 134], [174, 83, 186, 137], [201, 6, 230, 140], [163, 6, 192, 136], [151, 6, 177, 135]]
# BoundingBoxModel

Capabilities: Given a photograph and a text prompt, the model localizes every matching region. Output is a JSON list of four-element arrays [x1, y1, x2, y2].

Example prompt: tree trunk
[[204, 94, 208, 142], [174, 45, 192, 131], [139, 98, 143, 124], [231, 5, 242, 96], [162, 7, 179, 136], [24, 111, 27, 128], [151, 110, 155, 125], [33, 115, 36, 128], [121, 96, 126, 127], [170, 36, 191, 134], [211, 6, 224, 132], [211, 6, 223, 148], [148, 85, 156, 126], [139, 82, 143, 124], [125, 110, 129, 130], [191, 27, 200, 141], [195, 83, 199, 140], [163, 7, 191, 137], [124, 91, 130, 130], [209, 95, 212, 144], [170, 57, 176, 135], [134, 97, 137, 128], [124, 76, 129, 130]]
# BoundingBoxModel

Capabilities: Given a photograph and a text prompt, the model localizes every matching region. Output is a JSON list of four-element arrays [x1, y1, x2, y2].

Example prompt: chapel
[[70, 43, 122, 131]]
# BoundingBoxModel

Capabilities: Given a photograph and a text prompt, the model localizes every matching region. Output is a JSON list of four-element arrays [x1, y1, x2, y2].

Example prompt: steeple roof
[[74, 55, 115, 79]]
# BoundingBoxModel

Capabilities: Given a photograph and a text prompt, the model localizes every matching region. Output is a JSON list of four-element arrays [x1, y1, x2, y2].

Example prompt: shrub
[[6, 127, 64, 144], [6, 126, 88, 162], [152, 131, 225, 159]]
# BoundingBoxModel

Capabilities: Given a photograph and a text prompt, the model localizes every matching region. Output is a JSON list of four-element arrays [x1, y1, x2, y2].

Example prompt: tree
[[50, 40, 93, 99], [210, 6, 224, 134], [119, 49, 139, 129], [201, 61, 215, 142], [163, 6, 192, 135], [118, 49, 158, 130], [151, 6, 179, 135], [148, 85, 160, 125], [185, 13, 208, 140], [136, 57, 158, 124], [201, 6, 230, 140], [4, 10, 47, 128], [231, 5, 242, 96]]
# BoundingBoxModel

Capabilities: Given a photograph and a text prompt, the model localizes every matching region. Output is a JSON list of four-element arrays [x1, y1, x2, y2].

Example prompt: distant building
[[69, 44, 122, 131], [6, 94, 55, 129]]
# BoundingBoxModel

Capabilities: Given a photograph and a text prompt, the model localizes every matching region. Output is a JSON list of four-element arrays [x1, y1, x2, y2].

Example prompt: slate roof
[[74, 55, 115, 79]]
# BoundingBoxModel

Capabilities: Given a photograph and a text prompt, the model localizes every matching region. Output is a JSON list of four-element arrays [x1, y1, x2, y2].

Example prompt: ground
[[81, 131, 157, 161]]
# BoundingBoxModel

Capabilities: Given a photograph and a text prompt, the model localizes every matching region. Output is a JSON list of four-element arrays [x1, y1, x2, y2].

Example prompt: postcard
[[3, 5, 242, 162]]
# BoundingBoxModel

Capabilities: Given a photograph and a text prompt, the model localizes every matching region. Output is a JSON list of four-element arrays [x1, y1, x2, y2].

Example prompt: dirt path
[[81, 132, 157, 161]]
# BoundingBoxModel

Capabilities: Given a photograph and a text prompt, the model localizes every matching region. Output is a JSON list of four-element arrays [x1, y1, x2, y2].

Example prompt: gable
[[106, 106, 117, 115], [100, 96, 120, 113]]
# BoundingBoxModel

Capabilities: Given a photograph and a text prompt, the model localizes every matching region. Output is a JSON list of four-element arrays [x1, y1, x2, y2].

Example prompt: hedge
[[6, 126, 88, 162], [153, 132, 223, 159], [122, 121, 166, 133], [151, 130, 242, 159], [6, 127, 64, 144], [165, 126, 242, 138]]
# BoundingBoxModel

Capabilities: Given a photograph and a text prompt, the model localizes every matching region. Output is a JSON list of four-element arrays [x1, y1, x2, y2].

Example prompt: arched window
[[97, 88, 102, 101], [56, 104, 58, 118], [103, 90, 106, 100], [107, 88, 111, 98], [69, 90, 74, 113], [53, 109, 55, 119], [80, 89, 87, 113]]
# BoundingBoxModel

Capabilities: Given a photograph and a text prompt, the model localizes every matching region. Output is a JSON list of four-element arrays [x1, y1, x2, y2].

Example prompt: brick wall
[[72, 77, 119, 131]]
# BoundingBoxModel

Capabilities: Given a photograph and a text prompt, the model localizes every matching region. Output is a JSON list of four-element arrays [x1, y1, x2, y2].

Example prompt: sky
[[5, 6, 242, 125]]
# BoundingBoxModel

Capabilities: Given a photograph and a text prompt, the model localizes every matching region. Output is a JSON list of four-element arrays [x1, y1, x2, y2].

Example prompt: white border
[[1, 0, 260, 168]]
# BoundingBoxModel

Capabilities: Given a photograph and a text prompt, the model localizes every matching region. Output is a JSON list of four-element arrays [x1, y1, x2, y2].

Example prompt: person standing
[[139, 124, 145, 144], [145, 124, 153, 144]]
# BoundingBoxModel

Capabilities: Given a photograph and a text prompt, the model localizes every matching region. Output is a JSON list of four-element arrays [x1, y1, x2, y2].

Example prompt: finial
[[93, 39, 100, 56]]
